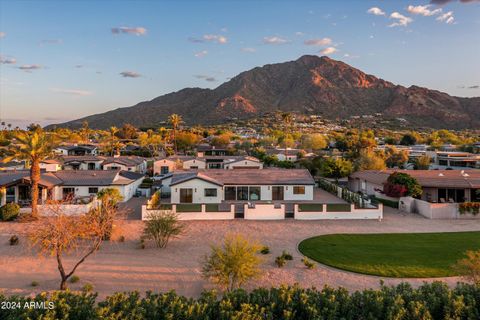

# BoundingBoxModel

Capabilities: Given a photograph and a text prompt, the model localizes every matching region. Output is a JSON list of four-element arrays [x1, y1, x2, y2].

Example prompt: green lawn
[[298, 232, 480, 278]]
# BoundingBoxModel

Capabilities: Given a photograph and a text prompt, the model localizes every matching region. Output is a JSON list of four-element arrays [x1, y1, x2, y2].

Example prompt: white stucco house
[[153, 156, 262, 175], [159, 169, 314, 204], [60, 155, 147, 173]]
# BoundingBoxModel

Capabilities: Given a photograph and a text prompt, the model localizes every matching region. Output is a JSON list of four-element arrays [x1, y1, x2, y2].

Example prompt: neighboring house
[[0, 160, 25, 171], [196, 145, 228, 157], [153, 155, 262, 175], [61, 155, 147, 173], [267, 148, 301, 162], [0, 169, 145, 206], [39, 159, 62, 172], [349, 169, 480, 203], [160, 169, 314, 204], [54, 144, 98, 156], [405, 149, 479, 170]]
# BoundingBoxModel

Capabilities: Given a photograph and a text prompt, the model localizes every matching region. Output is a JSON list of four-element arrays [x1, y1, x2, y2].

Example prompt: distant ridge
[[47, 55, 480, 130]]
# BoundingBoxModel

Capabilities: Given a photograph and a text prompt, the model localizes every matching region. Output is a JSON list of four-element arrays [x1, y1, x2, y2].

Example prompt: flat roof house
[[161, 169, 314, 204], [349, 169, 480, 203]]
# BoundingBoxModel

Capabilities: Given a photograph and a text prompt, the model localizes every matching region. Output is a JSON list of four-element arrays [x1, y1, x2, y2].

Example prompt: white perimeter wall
[[244, 204, 285, 220], [142, 204, 234, 220], [294, 204, 383, 220]]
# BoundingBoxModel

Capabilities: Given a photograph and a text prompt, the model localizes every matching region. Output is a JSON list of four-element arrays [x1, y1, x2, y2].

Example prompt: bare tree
[[29, 199, 120, 290]]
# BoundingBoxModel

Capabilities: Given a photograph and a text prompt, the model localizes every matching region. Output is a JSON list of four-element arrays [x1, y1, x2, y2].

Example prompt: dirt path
[[1, 208, 480, 299]]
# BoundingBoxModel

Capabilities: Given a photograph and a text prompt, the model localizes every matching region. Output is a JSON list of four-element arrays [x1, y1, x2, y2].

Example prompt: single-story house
[[159, 169, 314, 204], [61, 155, 147, 173], [54, 144, 98, 156], [153, 156, 262, 175], [196, 145, 228, 157], [267, 148, 301, 162], [349, 169, 480, 203], [39, 159, 63, 172], [0, 169, 145, 206], [0, 160, 25, 171]]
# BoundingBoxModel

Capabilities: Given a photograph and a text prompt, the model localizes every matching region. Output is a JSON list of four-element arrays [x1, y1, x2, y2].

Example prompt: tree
[[3, 128, 53, 218], [211, 132, 233, 148], [454, 250, 480, 286], [281, 112, 294, 160], [301, 134, 327, 151], [139, 130, 164, 157], [109, 126, 119, 156], [176, 131, 201, 152], [385, 146, 409, 168], [168, 114, 182, 155], [29, 200, 119, 290], [400, 134, 417, 146], [356, 150, 386, 171], [384, 172, 422, 198], [202, 234, 262, 292], [118, 123, 138, 140], [414, 155, 431, 170], [143, 211, 185, 248], [320, 158, 353, 182]]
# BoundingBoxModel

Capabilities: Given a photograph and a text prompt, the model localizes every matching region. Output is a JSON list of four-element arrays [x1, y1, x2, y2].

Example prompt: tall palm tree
[[168, 114, 182, 155], [281, 112, 293, 160], [109, 126, 119, 156], [3, 128, 53, 217]]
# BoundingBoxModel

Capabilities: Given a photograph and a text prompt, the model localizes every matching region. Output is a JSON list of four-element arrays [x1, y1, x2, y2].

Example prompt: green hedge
[[2, 282, 480, 319], [147, 203, 172, 210], [205, 204, 231, 212], [374, 197, 399, 208], [176, 204, 202, 212], [298, 203, 323, 212], [326, 203, 351, 212]]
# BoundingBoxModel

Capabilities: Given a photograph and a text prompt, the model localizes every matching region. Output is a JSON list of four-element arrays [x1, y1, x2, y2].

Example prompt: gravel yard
[[1, 207, 480, 299]]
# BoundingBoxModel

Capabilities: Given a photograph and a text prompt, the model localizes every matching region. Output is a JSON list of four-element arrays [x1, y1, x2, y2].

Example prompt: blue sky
[[0, 0, 479, 128]]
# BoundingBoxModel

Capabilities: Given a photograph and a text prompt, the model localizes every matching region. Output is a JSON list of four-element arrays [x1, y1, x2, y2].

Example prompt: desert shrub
[[9, 235, 19, 246], [139, 238, 146, 249], [275, 256, 286, 267], [260, 246, 270, 254], [0, 203, 20, 221], [302, 257, 316, 269], [70, 275, 80, 283], [143, 211, 185, 248], [82, 283, 94, 293], [281, 250, 293, 260], [31, 281, 39, 287]]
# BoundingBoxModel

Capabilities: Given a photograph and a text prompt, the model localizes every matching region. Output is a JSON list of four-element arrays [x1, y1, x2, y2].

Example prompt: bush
[[31, 281, 39, 287], [70, 275, 80, 283], [82, 283, 94, 292], [9, 235, 19, 246], [143, 211, 185, 248], [139, 238, 146, 249], [281, 250, 293, 260], [119, 235, 125, 242], [0, 203, 20, 221], [302, 257, 316, 269], [275, 256, 286, 267], [260, 246, 270, 254]]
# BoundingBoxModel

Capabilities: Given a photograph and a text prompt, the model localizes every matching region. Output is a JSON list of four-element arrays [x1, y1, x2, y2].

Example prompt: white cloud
[[0, 32, 6, 38], [119, 71, 141, 78], [304, 37, 332, 46], [111, 27, 147, 36], [241, 47, 256, 53], [262, 36, 289, 44], [17, 64, 42, 72], [295, 31, 305, 36], [194, 50, 208, 57], [189, 34, 227, 44], [367, 7, 386, 16], [407, 5, 442, 16], [389, 12, 413, 27], [320, 47, 338, 55], [50, 88, 93, 96], [436, 11, 455, 24], [0, 55, 16, 64]]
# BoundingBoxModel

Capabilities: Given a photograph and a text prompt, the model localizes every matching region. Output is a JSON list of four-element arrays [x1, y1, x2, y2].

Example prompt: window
[[225, 187, 236, 200], [88, 163, 96, 170], [249, 187, 261, 201], [237, 186, 249, 201], [89, 187, 99, 194], [179, 188, 193, 203], [62, 187, 75, 200], [160, 166, 169, 174], [293, 186, 305, 195], [109, 166, 120, 170], [204, 188, 217, 197]]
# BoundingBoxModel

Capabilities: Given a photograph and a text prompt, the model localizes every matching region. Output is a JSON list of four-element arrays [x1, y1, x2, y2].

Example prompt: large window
[[63, 187, 75, 200], [438, 188, 466, 203], [237, 186, 249, 201], [293, 186, 305, 195], [225, 187, 236, 201], [249, 187, 261, 200], [224, 186, 261, 201], [88, 187, 99, 194], [204, 188, 217, 197], [179, 188, 193, 203]]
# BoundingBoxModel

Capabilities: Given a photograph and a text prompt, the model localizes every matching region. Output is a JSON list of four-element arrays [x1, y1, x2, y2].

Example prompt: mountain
[[47, 55, 480, 130]]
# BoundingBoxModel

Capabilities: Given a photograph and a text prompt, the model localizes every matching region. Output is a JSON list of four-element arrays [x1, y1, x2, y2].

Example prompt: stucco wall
[[142, 204, 234, 220], [171, 179, 223, 203], [244, 203, 285, 220], [294, 204, 383, 220]]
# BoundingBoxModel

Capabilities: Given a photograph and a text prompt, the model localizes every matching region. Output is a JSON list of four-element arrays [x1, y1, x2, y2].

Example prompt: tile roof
[[350, 169, 480, 189], [170, 169, 314, 186]]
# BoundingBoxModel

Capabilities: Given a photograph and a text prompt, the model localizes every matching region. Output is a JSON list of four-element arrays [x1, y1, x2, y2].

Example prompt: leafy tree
[[384, 172, 422, 198], [356, 150, 386, 171], [281, 112, 294, 159], [301, 133, 328, 151], [143, 210, 185, 248], [108, 126, 119, 156], [400, 133, 417, 146], [176, 131, 201, 152], [97, 188, 123, 206], [202, 234, 262, 292], [117, 123, 138, 140], [168, 114, 183, 154], [211, 132, 233, 148], [3, 128, 53, 218], [138, 130, 163, 157], [320, 158, 353, 182], [385, 146, 409, 168], [414, 155, 431, 170]]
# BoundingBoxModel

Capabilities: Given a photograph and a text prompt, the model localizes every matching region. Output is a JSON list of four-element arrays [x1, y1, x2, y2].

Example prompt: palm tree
[[3, 128, 53, 217], [168, 114, 182, 155], [281, 112, 293, 160], [109, 126, 119, 156]]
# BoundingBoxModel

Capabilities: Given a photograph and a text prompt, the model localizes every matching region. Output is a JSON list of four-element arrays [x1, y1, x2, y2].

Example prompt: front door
[[272, 186, 284, 201], [179, 188, 193, 203]]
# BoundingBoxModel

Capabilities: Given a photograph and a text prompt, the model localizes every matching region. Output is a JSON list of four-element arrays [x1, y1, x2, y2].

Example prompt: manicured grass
[[298, 232, 480, 278], [176, 204, 202, 212], [326, 203, 351, 212], [298, 204, 323, 212]]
